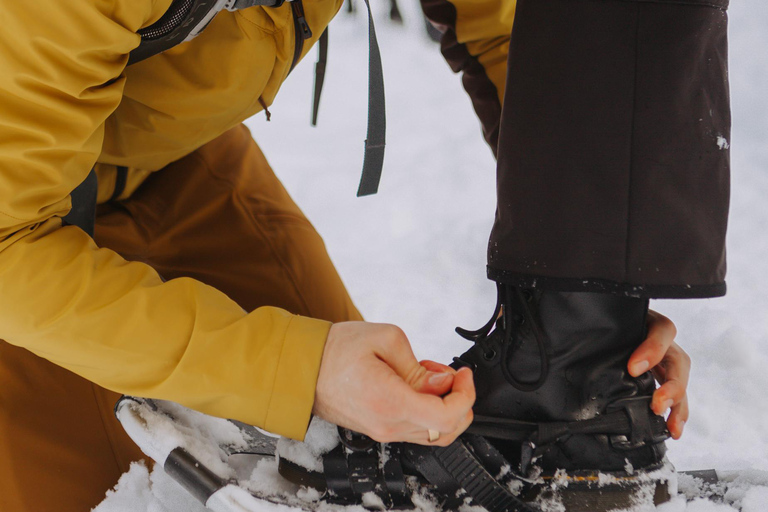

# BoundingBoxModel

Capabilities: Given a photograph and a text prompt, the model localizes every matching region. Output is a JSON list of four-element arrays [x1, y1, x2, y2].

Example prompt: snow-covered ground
[[94, 1, 768, 510]]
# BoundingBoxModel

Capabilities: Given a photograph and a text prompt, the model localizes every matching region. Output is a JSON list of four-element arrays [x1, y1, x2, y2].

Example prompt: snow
[[275, 418, 340, 473], [94, 0, 768, 511]]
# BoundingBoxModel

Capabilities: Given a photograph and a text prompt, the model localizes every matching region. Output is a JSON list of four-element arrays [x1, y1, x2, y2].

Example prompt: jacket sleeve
[[420, 0, 516, 156], [0, 0, 329, 441]]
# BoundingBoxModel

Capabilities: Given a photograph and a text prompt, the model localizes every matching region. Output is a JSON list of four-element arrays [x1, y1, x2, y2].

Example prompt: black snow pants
[[428, 0, 731, 299]]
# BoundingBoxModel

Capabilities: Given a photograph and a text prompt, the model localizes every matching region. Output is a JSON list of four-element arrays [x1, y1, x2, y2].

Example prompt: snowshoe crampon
[[115, 396, 681, 512]]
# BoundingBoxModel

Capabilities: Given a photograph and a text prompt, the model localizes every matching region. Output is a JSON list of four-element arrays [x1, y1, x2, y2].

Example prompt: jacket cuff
[[263, 314, 331, 441]]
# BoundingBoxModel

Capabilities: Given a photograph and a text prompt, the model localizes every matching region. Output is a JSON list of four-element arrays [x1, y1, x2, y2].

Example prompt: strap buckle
[[607, 396, 670, 450]]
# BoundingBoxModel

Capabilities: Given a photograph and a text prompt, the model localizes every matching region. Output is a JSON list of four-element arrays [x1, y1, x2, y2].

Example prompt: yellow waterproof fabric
[[0, 0, 340, 441], [445, 0, 516, 105]]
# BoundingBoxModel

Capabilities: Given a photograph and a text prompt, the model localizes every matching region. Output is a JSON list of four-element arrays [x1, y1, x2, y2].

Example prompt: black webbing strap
[[110, 166, 129, 201], [322, 443, 409, 508], [311, 29, 329, 127], [356, 0, 387, 197], [406, 441, 539, 512], [468, 397, 670, 447], [62, 168, 98, 237]]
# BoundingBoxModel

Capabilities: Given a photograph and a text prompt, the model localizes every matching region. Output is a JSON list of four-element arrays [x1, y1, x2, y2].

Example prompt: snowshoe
[[116, 284, 676, 512], [116, 395, 766, 512]]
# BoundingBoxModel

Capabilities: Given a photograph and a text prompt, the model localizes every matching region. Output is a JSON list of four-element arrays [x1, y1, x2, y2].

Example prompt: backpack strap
[[128, 0, 285, 65]]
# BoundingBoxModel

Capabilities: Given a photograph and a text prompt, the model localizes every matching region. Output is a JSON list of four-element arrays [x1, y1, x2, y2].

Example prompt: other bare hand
[[628, 310, 690, 440], [313, 322, 476, 446]]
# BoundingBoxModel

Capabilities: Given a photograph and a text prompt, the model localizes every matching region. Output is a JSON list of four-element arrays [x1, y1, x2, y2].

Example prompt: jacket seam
[[0, 210, 28, 221], [262, 315, 294, 429]]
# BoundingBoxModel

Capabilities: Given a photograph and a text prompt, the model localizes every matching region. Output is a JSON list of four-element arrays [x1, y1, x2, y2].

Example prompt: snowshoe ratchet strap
[[468, 396, 670, 448], [323, 428, 540, 512]]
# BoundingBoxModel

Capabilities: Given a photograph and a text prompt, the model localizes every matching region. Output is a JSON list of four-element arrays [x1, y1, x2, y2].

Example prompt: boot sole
[[523, 464, 672, 512]]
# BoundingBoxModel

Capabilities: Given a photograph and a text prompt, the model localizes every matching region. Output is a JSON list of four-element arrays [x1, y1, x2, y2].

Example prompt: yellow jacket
[[0, 0, 514, 440]]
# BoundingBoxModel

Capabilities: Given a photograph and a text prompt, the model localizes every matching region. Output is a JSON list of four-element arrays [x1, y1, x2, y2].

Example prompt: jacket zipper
[[290, 0, 313, 72]]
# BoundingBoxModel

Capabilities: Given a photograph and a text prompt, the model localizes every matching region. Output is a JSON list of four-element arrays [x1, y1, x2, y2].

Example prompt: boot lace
[[453, 283, 551, 392]]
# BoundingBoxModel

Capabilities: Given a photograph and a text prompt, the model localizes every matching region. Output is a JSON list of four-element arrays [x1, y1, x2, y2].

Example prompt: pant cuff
[[488, 267, 726, 299]]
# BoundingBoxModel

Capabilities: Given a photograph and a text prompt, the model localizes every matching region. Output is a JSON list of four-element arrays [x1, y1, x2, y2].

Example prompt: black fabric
[[311, 29, 329, 127], [356, 0, 387, 196], [110, 166, 129, 201], [489, 0, 730, 298], [62, 168, 98, 237]]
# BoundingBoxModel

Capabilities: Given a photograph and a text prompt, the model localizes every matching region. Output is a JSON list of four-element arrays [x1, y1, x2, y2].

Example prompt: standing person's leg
[[455, 0, 730, 500], [489, 0, 730, 294], [0, 124, 361, 512]]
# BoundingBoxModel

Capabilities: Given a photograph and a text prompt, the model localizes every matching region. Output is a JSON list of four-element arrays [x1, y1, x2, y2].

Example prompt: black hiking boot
[[451, 283, 672, 511]]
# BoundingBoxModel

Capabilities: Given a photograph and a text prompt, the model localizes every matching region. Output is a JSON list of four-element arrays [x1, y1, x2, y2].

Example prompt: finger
[[430, 408, 474, 447], [628, 310, 677, 377], [416, 361, 457, 395], [651, 364, 667, 383], [420, 360, 458, 375], [667, 396, 689, 440], [651, 346, 690, 415], [404, 367, 476, 432], [373, 326, 435, 391], [416, 370, 455, 396], [397, 408, 475, 446]]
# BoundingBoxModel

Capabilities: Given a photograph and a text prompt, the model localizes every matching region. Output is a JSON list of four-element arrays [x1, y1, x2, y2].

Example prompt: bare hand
[[313, 322, 476, 446], [628, 310, 690, 440]]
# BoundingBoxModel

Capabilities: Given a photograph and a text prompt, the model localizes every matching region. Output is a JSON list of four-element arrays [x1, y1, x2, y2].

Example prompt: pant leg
[[94, 123, 362, 322], [0, 341, 145, 512], [488, 0, 731, 298], [0, 123, 361, 512]]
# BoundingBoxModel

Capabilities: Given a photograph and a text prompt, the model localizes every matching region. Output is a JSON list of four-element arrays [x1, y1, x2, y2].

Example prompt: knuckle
[[667, 320, 678, 339], [385, 324, 406, 342]]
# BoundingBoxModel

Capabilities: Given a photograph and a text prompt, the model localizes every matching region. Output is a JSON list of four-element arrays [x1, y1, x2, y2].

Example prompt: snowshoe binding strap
[[468, 396, 669, 447], [277, 428, 411, 508], [404, 440, 540, 512]]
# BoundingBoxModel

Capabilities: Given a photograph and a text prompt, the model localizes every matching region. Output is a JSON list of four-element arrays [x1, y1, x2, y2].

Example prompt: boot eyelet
[[517, 316, 526, 326], [522, 291, 533, 302], [483, 349, 497, 361]]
